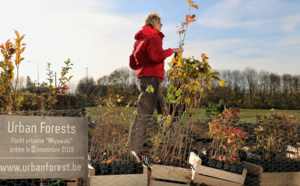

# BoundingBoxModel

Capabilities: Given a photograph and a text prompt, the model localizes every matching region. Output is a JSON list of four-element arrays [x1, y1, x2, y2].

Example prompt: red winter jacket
[[129, 26, 173, 81]]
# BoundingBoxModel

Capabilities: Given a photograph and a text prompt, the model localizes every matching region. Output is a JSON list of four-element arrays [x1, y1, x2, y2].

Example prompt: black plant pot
[[108, 163, 113, 174], [199, 153, 207, 162], [208, 159, 217, 168], [136, 163, 144, 174], [119, 164, 126, 174], [199, 153, 209, 166], [133, 162, 137, 173], [286, 164, 294, 172], [237, 164, 244, 174], [126, 162, 134, 174], [263, 163, 270, 172], [295, 162, 300, 172], [286, 163, 292, 172], [111, 164, 119, 175], [268, 163, 277, 173], [275, 164, 283, 172], [92, 163, 101, 175], [223, 163, 230, 171], [101, 164, 109, 175], [230, 164, 237, 173], [202, 158, 209, 166], [216, 161, 224, 169], [238, 150, 247, 161]]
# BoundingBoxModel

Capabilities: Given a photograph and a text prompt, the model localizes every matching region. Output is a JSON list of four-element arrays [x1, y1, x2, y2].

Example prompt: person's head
[[144, 12, 162, 31]]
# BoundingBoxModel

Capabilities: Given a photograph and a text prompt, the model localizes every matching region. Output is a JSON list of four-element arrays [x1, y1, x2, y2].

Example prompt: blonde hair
[[144, 12, 161, 29]]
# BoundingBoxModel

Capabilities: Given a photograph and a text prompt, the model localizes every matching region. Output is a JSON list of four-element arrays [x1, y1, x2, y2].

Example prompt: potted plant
[[241, 109, 300, 186], [188, 108, 248, 185], [89, 95, 148, 185]]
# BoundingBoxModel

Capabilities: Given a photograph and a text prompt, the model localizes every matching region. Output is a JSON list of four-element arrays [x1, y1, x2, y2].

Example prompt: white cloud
[[196, 0, 300, 33], [0, 0, 140, 84], [282, 14, 300, 32], [181, 30, 300, 76]]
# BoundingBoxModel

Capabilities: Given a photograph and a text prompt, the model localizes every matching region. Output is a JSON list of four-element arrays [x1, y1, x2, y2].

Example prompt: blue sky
[[1, 0, 300, 86]]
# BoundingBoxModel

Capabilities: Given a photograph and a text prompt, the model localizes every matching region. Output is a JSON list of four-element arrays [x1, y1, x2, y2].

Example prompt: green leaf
[[166, 93, 170, 99], [185, 98, 191, 104], [186, 67, 191, 73], [175, 89, 182, 97], [193, 85, 198, 92], [175, 95, 182, 103], [146, 85, 154, 93], [168, 95, 176, 103]]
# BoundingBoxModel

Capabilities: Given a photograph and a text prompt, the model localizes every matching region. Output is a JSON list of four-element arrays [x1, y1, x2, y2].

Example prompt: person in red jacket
[[128, 12, 184, 160]]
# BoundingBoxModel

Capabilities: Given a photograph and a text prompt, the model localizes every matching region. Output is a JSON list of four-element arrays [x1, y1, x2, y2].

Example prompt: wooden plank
[[287, 145, 300, 159], [261, 172, 300, 186], [193, 172, 242, 186], [195, 164, 246, 184], [241, 168, 247, 178], [143, 165, 149, 175], [61, 178, 79, 186], [90, 174, 148, 186], [89, 164, 95, 176], [150, 164, 192, 184], [89, 165, 148, 186], [67, 182, 78, 186], [241, 161, 300, 186], [241, 161, 263, 176], [189, 152, 247, 184], [150, 180, 189, 186]]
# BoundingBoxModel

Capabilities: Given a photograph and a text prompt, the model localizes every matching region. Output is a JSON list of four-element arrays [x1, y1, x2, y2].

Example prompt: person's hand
[[172, 48, 184, 53]]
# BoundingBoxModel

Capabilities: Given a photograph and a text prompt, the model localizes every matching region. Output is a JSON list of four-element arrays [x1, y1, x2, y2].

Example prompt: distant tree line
[[15, 67, 300, 110], [82, 67, 300, 110], [206, 67, 300, 110], [75, 68, 139, 107]]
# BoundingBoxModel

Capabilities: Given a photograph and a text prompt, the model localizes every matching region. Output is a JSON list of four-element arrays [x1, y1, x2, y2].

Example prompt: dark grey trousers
[[127, 77, 167, 155]]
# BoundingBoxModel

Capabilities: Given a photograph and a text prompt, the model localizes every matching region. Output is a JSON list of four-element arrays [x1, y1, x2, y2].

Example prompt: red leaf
[[107, 156, 116, 164], [186, 14, 196, 24], [62, 86, 69, 90], [5, 40, 10, 50]]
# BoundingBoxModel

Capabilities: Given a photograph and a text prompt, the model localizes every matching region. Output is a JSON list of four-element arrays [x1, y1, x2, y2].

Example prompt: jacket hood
[[134, 26, 165, 40]]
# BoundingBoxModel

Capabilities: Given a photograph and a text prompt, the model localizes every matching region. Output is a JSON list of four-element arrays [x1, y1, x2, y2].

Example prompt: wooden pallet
[[241, 161, 300, 186], [149, 164, 192, 185], [89, 166, 148, 186], [189, 152, 247, 186]]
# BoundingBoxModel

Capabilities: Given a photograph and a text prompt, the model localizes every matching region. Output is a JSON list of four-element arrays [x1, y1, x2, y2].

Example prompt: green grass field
[[239, 109, 300, 122], [86, 107, 300, 123]]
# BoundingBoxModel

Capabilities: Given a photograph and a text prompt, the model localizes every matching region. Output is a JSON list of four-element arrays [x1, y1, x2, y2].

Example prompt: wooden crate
[[149, 164, 192, 185], [287, 145, 300, 159], [189, 152, 247, 186], [89, 165, 148, 186], [89, 164, 95, 176], [61, 178, 81, 186], [241, 161, 300, 186]]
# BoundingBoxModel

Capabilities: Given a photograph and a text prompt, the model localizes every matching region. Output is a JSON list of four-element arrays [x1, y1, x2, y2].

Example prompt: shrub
[[254, 109, 299, 160], [41, 93, 78, 110]]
